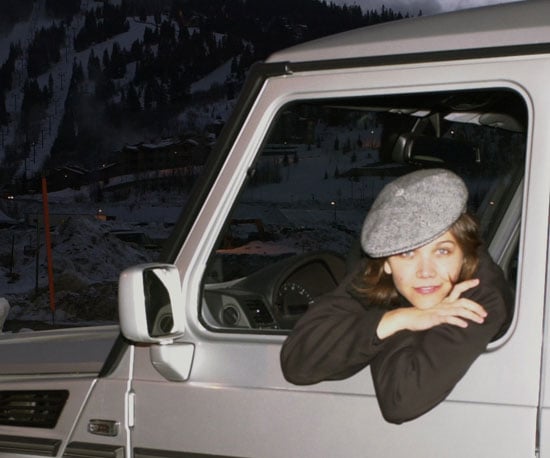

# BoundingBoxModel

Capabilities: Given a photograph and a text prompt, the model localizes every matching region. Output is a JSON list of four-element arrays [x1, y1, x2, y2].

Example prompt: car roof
[[266, 1, 550, 64]]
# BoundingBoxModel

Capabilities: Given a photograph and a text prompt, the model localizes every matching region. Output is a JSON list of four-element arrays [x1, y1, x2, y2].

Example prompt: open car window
[[200, 88, 527, 333]]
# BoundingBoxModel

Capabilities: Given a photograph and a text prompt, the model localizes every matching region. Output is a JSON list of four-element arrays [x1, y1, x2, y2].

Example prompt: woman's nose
[[416, 256, 435, 278]]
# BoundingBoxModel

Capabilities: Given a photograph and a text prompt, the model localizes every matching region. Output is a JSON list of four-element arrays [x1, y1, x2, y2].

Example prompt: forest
[[0, 0, 413, 190]]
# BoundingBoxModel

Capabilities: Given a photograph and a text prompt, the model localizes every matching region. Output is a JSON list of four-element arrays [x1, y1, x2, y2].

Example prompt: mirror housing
[[118, 263, 185, 343]]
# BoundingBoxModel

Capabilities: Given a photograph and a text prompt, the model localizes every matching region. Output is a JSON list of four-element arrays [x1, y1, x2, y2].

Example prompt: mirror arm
[[150, 342, 195, 381]]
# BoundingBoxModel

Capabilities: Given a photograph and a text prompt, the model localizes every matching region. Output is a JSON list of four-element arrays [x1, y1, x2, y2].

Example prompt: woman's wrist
[[376, 309, 409, 340]]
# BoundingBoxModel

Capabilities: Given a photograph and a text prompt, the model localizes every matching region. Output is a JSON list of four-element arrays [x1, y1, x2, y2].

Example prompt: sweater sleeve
[[370, 249, 513, 424], [280, 294, 387, 384], [280, 263, 388, 385]]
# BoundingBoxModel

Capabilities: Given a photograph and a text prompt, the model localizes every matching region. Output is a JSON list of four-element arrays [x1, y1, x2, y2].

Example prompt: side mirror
[[118, 263, 185, 343]]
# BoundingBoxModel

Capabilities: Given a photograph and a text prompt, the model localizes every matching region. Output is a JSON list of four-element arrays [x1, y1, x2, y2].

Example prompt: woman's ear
[[383, 260, 392, 275]]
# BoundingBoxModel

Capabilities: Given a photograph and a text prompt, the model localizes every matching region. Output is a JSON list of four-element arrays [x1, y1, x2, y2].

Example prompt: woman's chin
[[410, 295, 444, 310]]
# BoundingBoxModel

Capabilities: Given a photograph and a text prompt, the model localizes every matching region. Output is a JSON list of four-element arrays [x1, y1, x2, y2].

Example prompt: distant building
[[118, 135, 210, 175], [41, 135, 212, 193], [46, 165, 89, 192]]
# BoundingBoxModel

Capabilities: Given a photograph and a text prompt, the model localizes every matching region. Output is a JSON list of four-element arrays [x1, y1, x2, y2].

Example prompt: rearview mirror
[[392, 132, 480, 165], [118, 263, 185, 343]]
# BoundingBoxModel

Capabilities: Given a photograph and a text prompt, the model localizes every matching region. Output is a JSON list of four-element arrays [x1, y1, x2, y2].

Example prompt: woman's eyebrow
[[437, 240, 457, 246]]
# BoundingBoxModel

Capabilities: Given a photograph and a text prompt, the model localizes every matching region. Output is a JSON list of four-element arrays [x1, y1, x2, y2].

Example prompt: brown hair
[[352, 212, 481, 308]]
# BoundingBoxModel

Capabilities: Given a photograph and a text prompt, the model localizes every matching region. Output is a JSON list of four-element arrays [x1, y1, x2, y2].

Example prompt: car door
[[127, 53, 549, 458], [0, 326, 129, 457]]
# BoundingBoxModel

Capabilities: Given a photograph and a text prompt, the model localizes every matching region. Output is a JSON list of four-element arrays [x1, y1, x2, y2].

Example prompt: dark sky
[[334, 0, 524, 16]]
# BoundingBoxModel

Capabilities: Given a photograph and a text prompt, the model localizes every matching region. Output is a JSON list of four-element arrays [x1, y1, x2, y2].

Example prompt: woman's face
[[383, 230, 464, 309]]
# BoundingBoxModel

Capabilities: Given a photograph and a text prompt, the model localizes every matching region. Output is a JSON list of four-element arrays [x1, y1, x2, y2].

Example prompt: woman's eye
[[400, 251, 414, 258], [437, 248, 450, 255]]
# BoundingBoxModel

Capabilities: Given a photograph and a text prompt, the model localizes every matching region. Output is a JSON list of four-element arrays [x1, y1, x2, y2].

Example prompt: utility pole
[[35, 222, 39, 293]]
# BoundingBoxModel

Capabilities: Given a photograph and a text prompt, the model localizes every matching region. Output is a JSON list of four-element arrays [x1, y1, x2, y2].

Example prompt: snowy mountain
[[0, 0, 241, 184], [0, 0, 401, 330]]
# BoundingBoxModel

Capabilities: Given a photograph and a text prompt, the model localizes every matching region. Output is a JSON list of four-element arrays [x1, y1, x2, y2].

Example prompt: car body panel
[[1, 4, 550, 457], [128, 55, 547, 456], [267, 1, 550, 63]]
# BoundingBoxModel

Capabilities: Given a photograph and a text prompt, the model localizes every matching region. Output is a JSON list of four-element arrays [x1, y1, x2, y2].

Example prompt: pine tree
[[102, 49, 110, 76], [0, 91, 8, 125], [143, 83, 153, 111], [51, 108, 77, 161], [72, 60, 85, 84], [87, 49, 101, 81], [109, 42, 126, 79], [126, 85, 141, 112], [48, 73, 54, 97]]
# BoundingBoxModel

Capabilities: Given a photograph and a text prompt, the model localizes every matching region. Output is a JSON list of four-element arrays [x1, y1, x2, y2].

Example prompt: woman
[[280, 168, 514, 424]]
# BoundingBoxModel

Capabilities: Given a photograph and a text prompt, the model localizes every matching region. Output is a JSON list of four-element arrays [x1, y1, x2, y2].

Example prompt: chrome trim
[[88, 419, 119, 437]]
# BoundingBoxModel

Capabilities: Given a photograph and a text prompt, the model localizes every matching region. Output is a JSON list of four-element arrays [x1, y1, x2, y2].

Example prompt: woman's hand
[[376, 279, 487, 339]]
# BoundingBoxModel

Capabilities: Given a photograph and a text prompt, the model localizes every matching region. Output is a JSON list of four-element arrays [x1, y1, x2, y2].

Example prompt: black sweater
[[280, 248, 513, 424]]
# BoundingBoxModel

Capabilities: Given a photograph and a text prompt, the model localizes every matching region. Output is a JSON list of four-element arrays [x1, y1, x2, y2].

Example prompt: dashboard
[[202, 251, 347, 331]]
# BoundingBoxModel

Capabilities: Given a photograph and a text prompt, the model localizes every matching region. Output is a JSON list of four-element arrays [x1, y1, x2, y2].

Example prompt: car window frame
[[193, 84, 529, 343]]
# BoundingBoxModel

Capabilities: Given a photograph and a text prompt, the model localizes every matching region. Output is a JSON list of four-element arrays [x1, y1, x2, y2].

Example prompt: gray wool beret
[[361, 168, 468, 258]]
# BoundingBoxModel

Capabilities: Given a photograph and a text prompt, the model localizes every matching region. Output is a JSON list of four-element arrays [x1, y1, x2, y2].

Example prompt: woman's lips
[[414, 285, 441, 295]]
